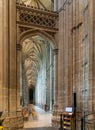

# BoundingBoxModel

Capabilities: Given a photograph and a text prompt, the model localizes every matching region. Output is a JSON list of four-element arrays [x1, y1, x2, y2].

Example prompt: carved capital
[[16, 44, 22, 51]]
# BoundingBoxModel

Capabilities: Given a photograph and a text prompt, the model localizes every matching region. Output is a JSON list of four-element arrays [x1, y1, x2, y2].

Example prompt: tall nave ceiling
[[17, 0, 54, 88], [18, 0, 54, 10], [22, 36, 47, 87]]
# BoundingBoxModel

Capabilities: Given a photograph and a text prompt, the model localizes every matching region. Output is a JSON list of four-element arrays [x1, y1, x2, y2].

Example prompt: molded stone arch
[[17, 28, 59, 118], [18, 29, 58, 49]]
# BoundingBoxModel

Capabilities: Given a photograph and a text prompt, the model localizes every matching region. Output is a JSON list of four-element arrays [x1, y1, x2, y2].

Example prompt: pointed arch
[[18, 29, 57, 49]]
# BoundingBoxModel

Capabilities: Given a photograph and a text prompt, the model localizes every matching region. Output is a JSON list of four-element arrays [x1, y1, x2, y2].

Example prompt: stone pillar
[[54, 0, 58, 11], [72, 0, 76, 93], [57, 10, 64, 111], [0, 0, 9, 114], [63, 3, 69, 109], [68, 0, 73, 106], [92, 0, 95, 112], [52, 48, 58, 127], [2, 0, 9, 114], [53, 49, 58, 110], [22, 63, 29, 105], [0, 0, 3, 111], [50, 47, 53, 111], [9, 0, 17, 116], [1, 1, 24, 129], [16, 44, 22, 115]]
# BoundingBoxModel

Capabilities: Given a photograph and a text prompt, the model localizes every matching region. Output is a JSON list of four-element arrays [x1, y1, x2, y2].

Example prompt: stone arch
[[18, 29, 58, 49], [17, 28, 58, 114]]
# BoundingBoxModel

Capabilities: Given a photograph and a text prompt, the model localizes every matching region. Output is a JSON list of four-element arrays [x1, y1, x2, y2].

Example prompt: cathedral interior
[[0, 0, 95, 130]]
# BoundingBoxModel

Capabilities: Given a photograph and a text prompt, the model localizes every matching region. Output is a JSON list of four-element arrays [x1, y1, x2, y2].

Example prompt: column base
[[52, 104, 61, 127], [3, 115, 23, 130], [52, 104, 65, 127], [85, 114, 95, 130]]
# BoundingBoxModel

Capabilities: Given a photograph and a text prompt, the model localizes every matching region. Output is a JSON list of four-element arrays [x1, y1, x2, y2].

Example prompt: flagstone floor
[[24, 106, 52, 128]]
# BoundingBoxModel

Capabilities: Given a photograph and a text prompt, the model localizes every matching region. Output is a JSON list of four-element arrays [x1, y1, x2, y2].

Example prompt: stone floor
[[21, 127, 58, 130], [23, 106, 54, 129]]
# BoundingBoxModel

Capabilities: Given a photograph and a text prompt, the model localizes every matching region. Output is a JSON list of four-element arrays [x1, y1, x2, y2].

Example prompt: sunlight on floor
[[24, 106, 52, 128]]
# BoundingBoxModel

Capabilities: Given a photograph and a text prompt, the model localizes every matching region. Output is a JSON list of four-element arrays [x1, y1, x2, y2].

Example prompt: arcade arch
[[17, 30, 58, 113]]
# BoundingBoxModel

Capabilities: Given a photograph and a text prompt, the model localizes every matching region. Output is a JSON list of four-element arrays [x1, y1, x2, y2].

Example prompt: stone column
[[53, 49, 58, 110], [72, 0, 76, 93], [22, 64, 29, 105], [16, 44, 22, 115], [57, 11, 64, 112], [54, 0, 58, 11], [0, 0, 3, 111], [9, 0, 17, 116], [68, 0, 73, 106], [0, 0, 9, 114], [50, 47, 53, 111], [92, 0, 95, 112], [2, 0, 9, 114], [52, 48, 58, 127], [63, 3, 69, 109]]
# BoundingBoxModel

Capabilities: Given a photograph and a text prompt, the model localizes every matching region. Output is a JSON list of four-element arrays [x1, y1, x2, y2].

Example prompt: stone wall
[[53, 0, 95, 129], [0, 0, 95, 129]]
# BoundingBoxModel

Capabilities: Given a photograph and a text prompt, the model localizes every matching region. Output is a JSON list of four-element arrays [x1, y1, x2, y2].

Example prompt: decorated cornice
[[16, 2, 58, 36]]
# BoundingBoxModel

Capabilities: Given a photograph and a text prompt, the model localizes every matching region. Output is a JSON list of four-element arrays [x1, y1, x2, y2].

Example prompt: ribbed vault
[[19, 0, 54, 10], [22, 35, 46, 88]]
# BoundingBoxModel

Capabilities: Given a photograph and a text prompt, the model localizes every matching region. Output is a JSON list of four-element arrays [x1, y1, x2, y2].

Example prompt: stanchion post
[[81, 117, 83, 130], [73, 92, 76, 130], [59, 114, 63, 130]]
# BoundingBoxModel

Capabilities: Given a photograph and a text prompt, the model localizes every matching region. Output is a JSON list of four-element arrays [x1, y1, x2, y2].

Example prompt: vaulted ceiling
[[19, 0, 54, 10], [19, 0, 54, 88], [22, 36, 46, 87]]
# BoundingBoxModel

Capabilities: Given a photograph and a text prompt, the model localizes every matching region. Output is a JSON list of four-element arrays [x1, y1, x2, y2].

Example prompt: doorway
[[29, 87, 34, 104]]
